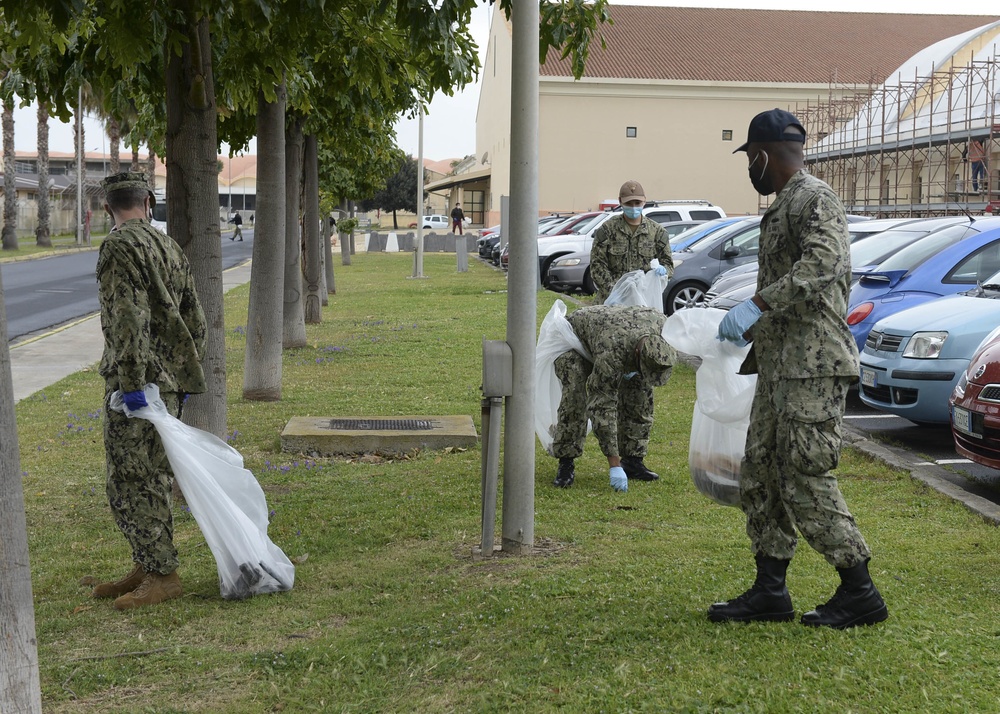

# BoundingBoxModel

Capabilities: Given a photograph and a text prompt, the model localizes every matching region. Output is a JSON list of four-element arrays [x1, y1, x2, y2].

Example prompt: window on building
[[722, 130, 733, 141], [626, 127, 637, 138]]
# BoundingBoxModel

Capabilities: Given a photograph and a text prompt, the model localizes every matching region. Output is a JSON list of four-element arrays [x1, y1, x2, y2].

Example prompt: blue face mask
[[623, 206, 642, 220]]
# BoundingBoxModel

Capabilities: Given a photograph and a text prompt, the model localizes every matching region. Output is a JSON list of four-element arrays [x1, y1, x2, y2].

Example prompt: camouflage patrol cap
[[619, 180, 645, 203], [639, 335, 674, 385], [101, 171, 151, 195]]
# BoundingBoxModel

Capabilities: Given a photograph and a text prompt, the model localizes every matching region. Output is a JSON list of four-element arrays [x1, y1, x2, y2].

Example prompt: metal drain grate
[[326, 418, 439, 431]]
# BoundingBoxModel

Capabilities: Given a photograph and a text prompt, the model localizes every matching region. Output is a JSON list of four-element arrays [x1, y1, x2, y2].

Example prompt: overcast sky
[[12, 0, 998, 161]]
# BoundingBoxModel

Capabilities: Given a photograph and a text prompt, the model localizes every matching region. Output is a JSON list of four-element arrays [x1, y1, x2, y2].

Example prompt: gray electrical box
[[482, 339, 513, 397]]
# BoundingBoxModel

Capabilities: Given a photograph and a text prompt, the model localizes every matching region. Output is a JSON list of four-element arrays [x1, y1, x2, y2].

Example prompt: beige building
[[470, 5, 998, 224]]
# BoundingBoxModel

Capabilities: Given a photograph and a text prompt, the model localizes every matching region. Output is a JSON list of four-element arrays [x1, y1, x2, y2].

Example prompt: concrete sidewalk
[[10, 260, 252, 404]]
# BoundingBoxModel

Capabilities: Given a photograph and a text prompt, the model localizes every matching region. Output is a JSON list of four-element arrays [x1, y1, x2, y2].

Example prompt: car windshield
[[850, 228, 936, 267], [573, 213, 611, 235], [684, 219, 758, 252], [873, 223, 978, 273], [540, 216, 577, 236], [669, 219, 729, 246]]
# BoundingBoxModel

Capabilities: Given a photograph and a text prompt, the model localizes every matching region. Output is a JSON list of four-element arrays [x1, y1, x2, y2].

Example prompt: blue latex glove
[[718, 298, 763, 345], [653, 265, 668, 277], [610, 466, 628, 492], [122, 390, 148, 411]]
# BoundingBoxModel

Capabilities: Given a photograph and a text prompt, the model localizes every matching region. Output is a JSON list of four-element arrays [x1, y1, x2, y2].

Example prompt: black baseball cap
[[734, 108, 806, 153]]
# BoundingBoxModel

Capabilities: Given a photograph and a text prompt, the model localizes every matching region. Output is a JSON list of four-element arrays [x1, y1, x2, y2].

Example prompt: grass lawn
[[15, 252, 1000, 713]]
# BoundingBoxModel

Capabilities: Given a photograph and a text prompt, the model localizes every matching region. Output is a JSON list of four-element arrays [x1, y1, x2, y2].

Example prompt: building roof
[[539, 6, 1000, 85]]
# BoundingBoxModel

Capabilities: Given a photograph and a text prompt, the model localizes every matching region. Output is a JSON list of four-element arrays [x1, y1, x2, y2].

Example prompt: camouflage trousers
[[551, 350, 655, 460], [103, 387, 182, 575], [741, 375, 871, 568]]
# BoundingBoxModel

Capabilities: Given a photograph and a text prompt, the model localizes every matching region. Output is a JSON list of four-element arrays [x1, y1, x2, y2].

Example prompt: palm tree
[[35, 100, 51, 247], [2, 97, 18, 250], [108, 117, 121, 174]]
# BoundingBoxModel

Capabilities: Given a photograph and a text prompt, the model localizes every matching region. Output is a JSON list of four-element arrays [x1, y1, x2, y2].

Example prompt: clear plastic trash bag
[[535, 299, 592, 455], [110, 384, 295, 600], [603, 259, 669, 311], [661, 308, 757, 507]]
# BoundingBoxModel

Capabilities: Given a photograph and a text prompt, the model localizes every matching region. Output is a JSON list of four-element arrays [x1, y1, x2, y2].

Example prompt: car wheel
[[540, 257, 558, 287], [666, 281, 707, 315], [582, 268, 596, 295]]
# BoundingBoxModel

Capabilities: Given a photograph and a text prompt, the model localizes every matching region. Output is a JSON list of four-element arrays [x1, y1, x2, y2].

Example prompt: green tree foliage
[[358, 152, 420, 229]]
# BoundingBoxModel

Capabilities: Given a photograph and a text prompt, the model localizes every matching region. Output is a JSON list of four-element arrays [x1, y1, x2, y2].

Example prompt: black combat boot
[[620, 456, 659, 481], [553, 458, 575, 488], [801, 559, 888, 629], [708, 555, 795, 623]]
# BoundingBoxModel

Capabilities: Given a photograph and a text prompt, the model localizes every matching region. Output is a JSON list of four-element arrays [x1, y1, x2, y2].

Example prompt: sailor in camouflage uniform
[[590, 180, 673, 304], [551, 304, 675, 491], [92, 171, 207, 610], [712, 109, 887, 629]]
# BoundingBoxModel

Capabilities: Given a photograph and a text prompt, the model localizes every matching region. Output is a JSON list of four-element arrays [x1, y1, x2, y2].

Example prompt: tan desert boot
[[113, 571, 183, 610], [92, 563, 146, 599]]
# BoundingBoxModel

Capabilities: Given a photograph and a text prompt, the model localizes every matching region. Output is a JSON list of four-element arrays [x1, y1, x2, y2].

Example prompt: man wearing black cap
[[91, 171, 207, 610], [711, 109, 888, 630], [550, 304, 675, 491], [589, 180, 672, 304]]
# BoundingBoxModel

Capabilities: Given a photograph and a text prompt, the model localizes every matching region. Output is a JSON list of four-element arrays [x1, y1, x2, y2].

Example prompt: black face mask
[[748, 151, 775, 196]]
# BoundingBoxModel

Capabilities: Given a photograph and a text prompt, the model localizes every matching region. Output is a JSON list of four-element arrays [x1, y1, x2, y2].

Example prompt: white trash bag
[[111, 384, 295, 600], [603, 259, 669, 311], [535, 299, 591, 455], [661, 308, 757, 507]]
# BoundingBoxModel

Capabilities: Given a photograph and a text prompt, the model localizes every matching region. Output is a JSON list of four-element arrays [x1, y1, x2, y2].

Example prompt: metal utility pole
[[76, 86, 83, 246], [501, 0, 539, 555], [413, 102, 425, 278]]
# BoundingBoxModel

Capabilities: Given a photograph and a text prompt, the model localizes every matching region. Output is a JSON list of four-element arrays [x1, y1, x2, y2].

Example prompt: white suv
[[421, 215, 450, 231], [537, 200, 726, 285]]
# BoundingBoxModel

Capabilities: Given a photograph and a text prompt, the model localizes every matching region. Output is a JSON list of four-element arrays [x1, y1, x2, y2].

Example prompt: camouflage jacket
[[567, 305, 673, 455], [742, 171, 860, 380], [590, 214, 673, 303], [97, 219, 207, 394]]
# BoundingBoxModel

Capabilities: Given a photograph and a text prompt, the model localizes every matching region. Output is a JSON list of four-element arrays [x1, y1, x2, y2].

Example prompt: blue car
[[846, 218, 1000, 352], [669, 216, 743, 251], [858, 278, 1000, 425]]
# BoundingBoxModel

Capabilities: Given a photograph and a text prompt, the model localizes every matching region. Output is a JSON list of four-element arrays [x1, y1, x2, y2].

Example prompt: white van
[[537, 200, 726, 285]]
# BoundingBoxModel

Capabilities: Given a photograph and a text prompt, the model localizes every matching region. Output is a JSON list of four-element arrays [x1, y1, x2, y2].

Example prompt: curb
[[843, 425, 1000, 526]]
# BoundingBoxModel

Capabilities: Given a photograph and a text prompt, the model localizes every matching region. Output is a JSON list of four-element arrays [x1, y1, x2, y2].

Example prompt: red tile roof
[[540, 6, 999, 84]]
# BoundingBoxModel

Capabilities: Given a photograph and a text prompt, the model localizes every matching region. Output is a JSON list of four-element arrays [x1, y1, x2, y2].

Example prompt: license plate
[[953, 406, 979, 438], [861, 368, 877, 388]]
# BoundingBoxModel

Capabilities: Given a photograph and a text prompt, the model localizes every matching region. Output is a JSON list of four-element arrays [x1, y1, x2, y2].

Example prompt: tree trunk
[[109, 118, 121, 174], [0, 276, 43, 713], [73, 104, 85, 245], [348, 200, 357, 255], [303, 134, 322, 323], [2, 99, 18, 250], [339, 199, 351, 266], [282, 117, 305, 348], [243, 83, 286, 401], [130, 148, 139, 172], [35, 101, 51, 248], [323, 214, 336, 295], [147, 152, 157, 191], [165, 10, 226, 436], [320, 216, 330, 303]]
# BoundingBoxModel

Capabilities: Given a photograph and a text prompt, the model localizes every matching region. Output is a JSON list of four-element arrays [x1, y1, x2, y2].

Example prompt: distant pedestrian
[[451, 203, 465, 235], [92, 171, 207, 610], [230, 212, 243, 241], [249, 213, 255, 227], [970, 139, 987, 194]]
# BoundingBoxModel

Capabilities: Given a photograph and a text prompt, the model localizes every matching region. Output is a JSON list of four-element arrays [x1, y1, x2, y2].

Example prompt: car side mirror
[[722, 245, 740, 258]]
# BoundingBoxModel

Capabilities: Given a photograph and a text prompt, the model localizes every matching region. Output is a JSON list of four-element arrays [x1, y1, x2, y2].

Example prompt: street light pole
[[76, 86, 83, 246]]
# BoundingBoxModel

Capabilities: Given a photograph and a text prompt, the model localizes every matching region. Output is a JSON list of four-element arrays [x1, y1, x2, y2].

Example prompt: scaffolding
[[795, 50, 1000, 218]]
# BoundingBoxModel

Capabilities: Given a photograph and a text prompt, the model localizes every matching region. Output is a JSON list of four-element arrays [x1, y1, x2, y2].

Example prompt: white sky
[[12, 0, 999, 161]]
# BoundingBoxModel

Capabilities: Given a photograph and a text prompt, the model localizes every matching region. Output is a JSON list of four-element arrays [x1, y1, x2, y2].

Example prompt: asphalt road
[[2, 229, 254, 341], [845, 387, 1000, 501]]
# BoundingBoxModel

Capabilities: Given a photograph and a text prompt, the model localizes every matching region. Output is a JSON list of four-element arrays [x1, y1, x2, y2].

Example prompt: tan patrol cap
[[619, 180, 645, 203], [101, 171, 152, 195]]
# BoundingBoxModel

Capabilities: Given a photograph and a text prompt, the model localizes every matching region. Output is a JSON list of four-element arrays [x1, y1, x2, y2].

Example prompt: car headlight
[[554, 257, 582, 267], [953, 370, 968, 400], [902, 331, 948, 359]]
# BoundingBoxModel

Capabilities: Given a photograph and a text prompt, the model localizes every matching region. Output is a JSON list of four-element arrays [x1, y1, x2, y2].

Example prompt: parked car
[[858, 264, 1000, 425], [847, 217, 1000, 351], [669, 216, 745, 251], [545, 221, 705, 295], [662, 216, 762, 314], [540, 212, 601, 237], [951, 326, 1000, 468], [418, 215, 450, 231], [703, 217, 958, 310], [537, 200, 726, 286], [479, 234, 500, 259], [479, 224, 501, 239]]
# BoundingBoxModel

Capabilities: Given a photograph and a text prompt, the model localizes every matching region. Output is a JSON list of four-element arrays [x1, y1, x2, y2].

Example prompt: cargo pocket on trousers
[[784, 397, 843, 477]]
